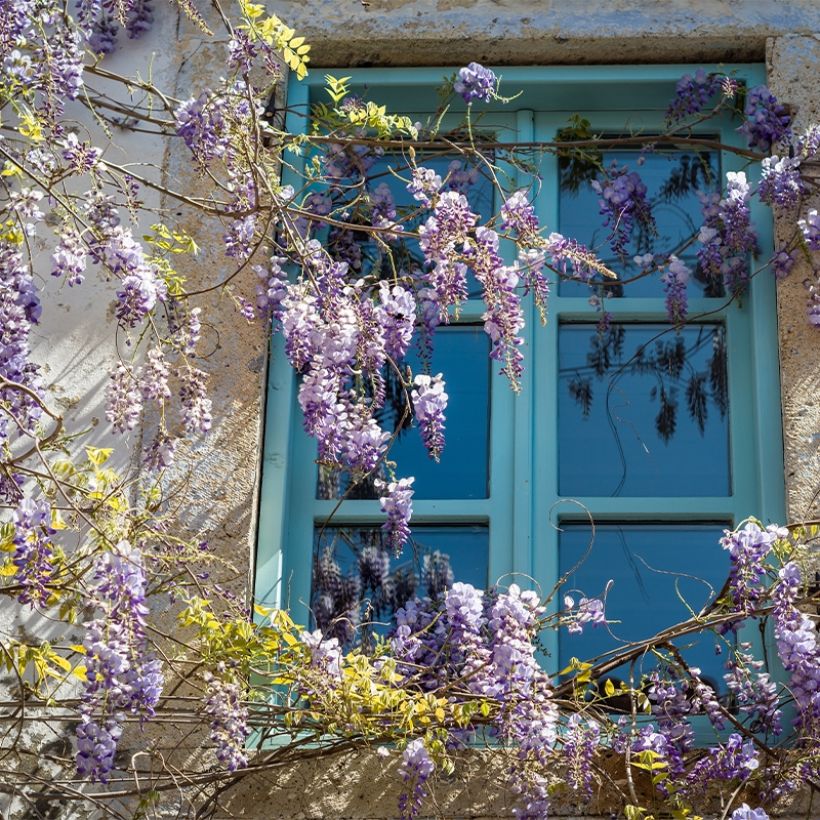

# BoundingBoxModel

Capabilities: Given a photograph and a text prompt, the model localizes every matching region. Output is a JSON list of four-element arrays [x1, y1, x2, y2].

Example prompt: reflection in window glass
[[311, 524, 489, 646], [559, 148, 720, 297], [558, 323, 730, 497], [318, 324, 491, 500], [558, 523, 729, 691]]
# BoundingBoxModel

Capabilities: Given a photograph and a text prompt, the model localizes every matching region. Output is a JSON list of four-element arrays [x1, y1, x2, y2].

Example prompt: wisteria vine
[[0, 1, 819, 818]]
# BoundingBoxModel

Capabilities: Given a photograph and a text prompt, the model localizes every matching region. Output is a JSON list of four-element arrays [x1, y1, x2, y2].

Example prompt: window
[[255, 66, 785, 687]]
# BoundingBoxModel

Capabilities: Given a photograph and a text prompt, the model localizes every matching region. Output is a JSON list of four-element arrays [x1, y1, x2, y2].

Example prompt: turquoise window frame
[[254, 66, 786, 690]]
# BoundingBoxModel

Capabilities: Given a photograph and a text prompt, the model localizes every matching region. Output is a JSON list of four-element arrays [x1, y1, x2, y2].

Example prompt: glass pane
[[558, 323, 730, 497], [318, 325, 490, 500], [311, 524, 489, 646], [558, 522, 730, 692], [558, 147, 721, 297]]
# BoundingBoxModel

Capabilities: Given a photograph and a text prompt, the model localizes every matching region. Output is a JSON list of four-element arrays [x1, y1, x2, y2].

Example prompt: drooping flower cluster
[[758, 155, 805, 211], [666, 69, 724, 122], [468, 227, 525, 388], [418, 191, 478, 317], [454, 62, 497, 104], [561, 714, 600, 800], [740, 86, 792, 153], [77, 542, 164, 782], [799, 208, 820, 251], [773, 562, 820, 737], [563, 594, 606, 635], [377, 477, 415, 555], [697, 171, 758, 297], [398, 739, 435, 820], [0, 243, 44, 447], [720, 522, 780, 615], [591, 162, 656, 257], [411, 374, 448, 460], [11, 497, 56, 607], [661, 255, 691, 325], [203, 674, 250, 772]]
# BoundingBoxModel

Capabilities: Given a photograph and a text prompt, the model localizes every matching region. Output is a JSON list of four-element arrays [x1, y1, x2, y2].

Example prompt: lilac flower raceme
[[301, 629, 343, 679], [740, 86, 791, 153], [730, 806, 770, 820], [758, 155, 805, 211], [376, 282, 415, 361], [0, 242, 45, 446], [723, 649, 781, 735], [685, 734, 760, 796], [12, 497, 56, 607], [562, 714, 600, 800], [377, 477, 415, 555], [179, 367, 213, 435], [720, 522, 779, 615], [666, 69, 724, 122], [798, 208, 820, 251], [661, 255, 690, 325], [411, 373, 448, 460], [106, 363, 142, 433], [563, 595, 606, 635], [204, 674, 250, 772], [398, 739, 434, 820], [52, 231, 87, 286], [418, 191, 477, 318], [454, 62, 497, 103], [407, 166, 443, 206], [591, 162, 655, 257], [697, 172, 758, 297], [139, 347, 171, 404], [773, 562, 820, 736], [77, 542, 163, 782], [468, 227, 525, 388]]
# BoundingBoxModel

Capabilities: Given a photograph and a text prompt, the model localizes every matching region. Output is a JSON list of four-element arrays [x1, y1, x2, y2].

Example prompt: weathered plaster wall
[[768, 35, 820, 524], [270, 0, 820, 66]]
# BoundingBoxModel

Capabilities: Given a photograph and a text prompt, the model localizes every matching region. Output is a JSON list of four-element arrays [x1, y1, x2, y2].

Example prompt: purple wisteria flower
[[376, 282, 415, 361], [666, 69, 724, 122], [204, 674, 249, 771], [179, 367, 213, 435], [418, 190, 477, 318], [454, 62, 497, 104], [730, 805, 770, 820], [407, 166, 443, 206], [591, 162, 655, 257], [398, 739, 434, 820], [468, 227, 525, 389], [697, 171, 758, 297], [740, 86, 791, 153], [661, 255, 690, 325], [411, 373, 448, 460], [563, 595, 606, 635], [758, 155, 805, 211], [52, 231, 87, 286], [377, 477, 415, 555], [12, 497, 55, 607], [773, 562, 820, 735], [77, 541, 163, 782], [106, 363, 142, 433], [562, 714, 600, 800], [0, 242, 45, 446], [799, 208, 820, 251], [302, 629, 343, 679], [720, 522, 779, 615]]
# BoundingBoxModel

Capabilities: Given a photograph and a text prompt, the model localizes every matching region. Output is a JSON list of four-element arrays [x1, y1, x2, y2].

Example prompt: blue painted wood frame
[[254, 66, 786, 701]]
